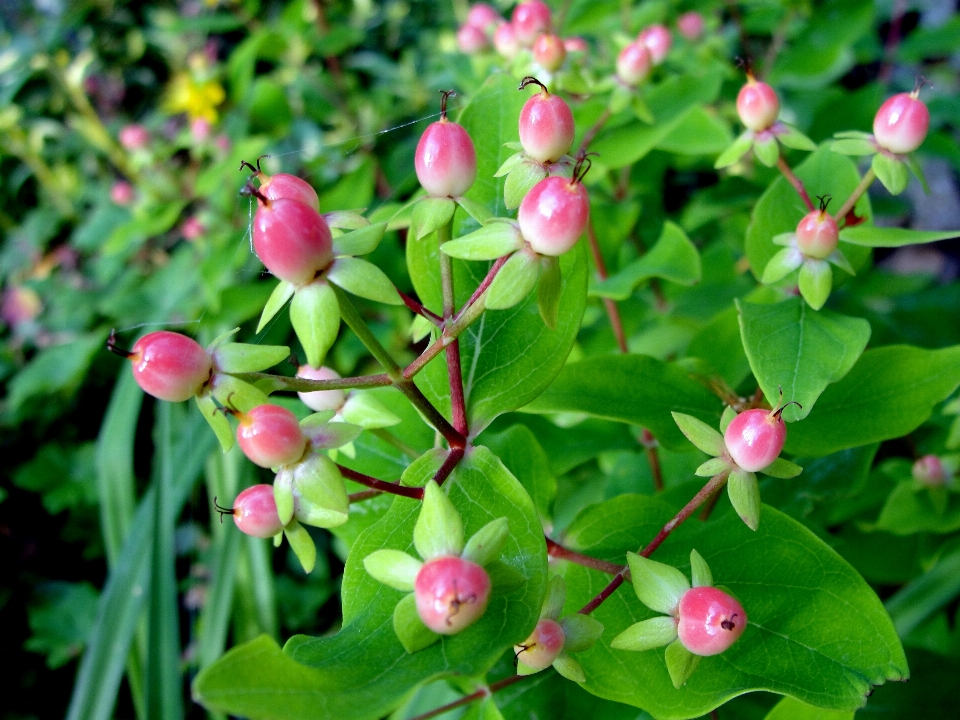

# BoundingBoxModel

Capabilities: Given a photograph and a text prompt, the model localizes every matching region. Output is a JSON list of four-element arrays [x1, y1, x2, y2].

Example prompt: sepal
[[689, 549, 712, 587], [830, 138, 876, 156], [761, 457, 803, 479], [461, 517, 509, 567], [728, 468, 761, 530], [665, 639, 701, 688], [339, 392, 402, 429], [456, 196, 493, 224], [695, 457, 729, 477], [363, 549, 423, 591], [626, 552, 690, 615], [284, 518, 317, 573], [286, 454, 349, 528], [332, 221, 386, 256], [551, 652, 586, 683], [671, 412, 725, 456], [441, 223, 523, 260], [714, 131, 754, 169], [762, 248, 803, 284], [196, 394, 234, 452], [257, 281, 295, 333], [504, 161, 548, 209], [290, 281, 340, 367], [537, 255, 562, 330], [776, 124, 817, 151], [413, 480, 465, 560], [324, 210, 369, 230], [720, 406, 737, 433], [412, 197, 456, 241], [212, 343, 289, 374], [798, 259, 832, 310], [208, 373, 269, 412], [540, 575, 566, 621], [560, 614, 604, 653], [609, 616, 677, 652], [327, 257, 403, 306], [872, 153, 909, 195], [393, 593, 440, 653], [485, 250, 540, 310], [753, 135, 779, 167]]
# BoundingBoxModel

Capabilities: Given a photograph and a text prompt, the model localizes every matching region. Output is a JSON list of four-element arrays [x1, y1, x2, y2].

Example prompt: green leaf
[[196, 447, 546, 720], [440, 222, 523, 260], [665, 639, 701, 688], [763, 696, 854, 720], [524, 355, 723, 451], [785, 345, 960, 456], [7, 330, 107, 413], [414, 480, 465, 560], [290, 281, 341, 368], [486, 250, 541, 310], [25, 581, 99, 669], [884, 544, 960, 637], [412, 197, 456, 241], [715, 131, 755, 169], [872, 153, 909, 195], [610, 616, 678, 652], [537, 255, 562, 330], [562, 496, 907, 718], [745, 146, 872, 281], [657, 106, 733, 156], [462, 517, 510, 567], [592, 222, 701, 300], [671, 412, 725, 456], [728, 468, 761, 530], [363, 550, 422, 592], [332, 222, 386, 256], [839, 226, 960, 247], [393, 593, 440, 653], [626, 552, 690, 615], [212, 342, 289, 373], [327, 257, 403, 306], [257, 281, 296, 333], [456, 196, 494, 224], [737, 298, 871, 422], [481, 424, 557, 522], [873, 481, 960, 536]]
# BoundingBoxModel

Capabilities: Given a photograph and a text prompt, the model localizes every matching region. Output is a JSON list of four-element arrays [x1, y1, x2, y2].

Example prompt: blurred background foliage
[[0, 0, 959, 718]]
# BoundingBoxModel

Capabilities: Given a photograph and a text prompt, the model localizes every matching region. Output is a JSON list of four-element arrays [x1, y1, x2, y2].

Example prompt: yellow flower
[[164, 72, 225, 123]]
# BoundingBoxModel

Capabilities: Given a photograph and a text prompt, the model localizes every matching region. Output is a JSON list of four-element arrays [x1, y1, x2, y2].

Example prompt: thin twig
[[587, 222, 628, 353], [438, 219, 469, 437], [433, 447, 465, 487], [833, 169, 875, 224], [398, 289, 443, 325], [337, 466, 424, 500], [348, 489, 382, 503], [408, 675, 527, 720], [578, 472, 730, 615], [640, 429, 663, 492], [776, 155, 814, 211], [578, 108, 611, 155], [879, 0, 908, 84], [546, 537, 624, 574], [232, 372, 392, 393]]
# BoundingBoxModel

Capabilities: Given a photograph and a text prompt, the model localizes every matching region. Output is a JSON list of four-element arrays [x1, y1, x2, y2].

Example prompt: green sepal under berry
[[695, 457, 729, 477], [552, 652, 587, 683], [413, 480, 465, 560], [762, 247, 804, 284], [671, 412, 725, 456], [412, 197, 456, 241], [665, 638, 701, 688], [327, 257, 403, 306], [503, 159, 548, 210], [331, 221, 387, 256], [207, 372, 269, 413], [290, 280, 340, 368], [728, 467, 761, 531], [761, 457, 803, 479], [284, 517, 317, 573], [339, 392, 401, 429], [300, 413, 362, 449], [753, 135, 780, 167], [537, 255, 562, 330], [872, 153, 909, 195], [560, 614, 604, 653], [461, 517, 510, 567], [610, 615, 678, 652], [363, 549, 423, 592], [720, 406, 737, 433], [195, 393, 234, 452], [325, 209, 370, 231], [441, 221, 523, 261], [830, 137, 876, 156], [776, 124, 817, 151], [626, 551, 690, 615], [485, 250, 541, 310], [393, 592, 440, 653], [212, 342, 290, 374], [689, 549, 713, 587], [798, 259, 832, 310], [540, 575, 566, 620], [257, 280, 296, 333], [279, 454, 349, 529], [714, 131, 754, 169]]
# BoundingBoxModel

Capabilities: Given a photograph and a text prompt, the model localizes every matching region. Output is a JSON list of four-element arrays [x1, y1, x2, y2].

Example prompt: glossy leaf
[[839, 226, 960, 247], [561, 496, 907, 718], [763, 696, 853, 720], [738, 298, 871, 422]]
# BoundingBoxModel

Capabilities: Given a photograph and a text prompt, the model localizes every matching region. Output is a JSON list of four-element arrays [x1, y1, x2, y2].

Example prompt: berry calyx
[[493, 22, 520, 58], [518, 77, 575, 164], [736, 76, 780, 132], [724, 395, 800, 472], [533, 33, 566, 72], [676, 586, 746, 656], [638, 24, 672, 65], [248, 186, 334, 286], [414, 91, 477, 198], [511, 1, 552, 46], [795, 196, 839, 260], [240, 157, 320, 209], [518, 154, 591, 256], [235, 404, 308, 468], [414, 555, 491, 634], [221, 485, 284, 538], [457, 23, 489, 54], [109, 330, 212, 402], [515, 618, 565, 670], [873, 89, 930, 155], [677, 11, 705, 40], [466, 3, 503, 32], [297, 365, 346, 412], [616, 41, 652, 87], [913, 455, 947, 487]]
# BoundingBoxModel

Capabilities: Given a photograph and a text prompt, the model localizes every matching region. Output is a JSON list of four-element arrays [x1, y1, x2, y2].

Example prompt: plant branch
[[348, 489, 383, 503], [438, 219, 468, 437], [579, 108, 611, 155], [231, 372, 392, 393], [546, 537, 624, 574], [587, 221, 628, 353], [337, 465, 424, 500], [776, 155, 814, 212], [408, 674, 527, 720], [398, 289, 443, 325], [640, 429, 663, 492], [578, 471, 730, 615], [433, 447, 464, 487], [834, 168, 875, 224]]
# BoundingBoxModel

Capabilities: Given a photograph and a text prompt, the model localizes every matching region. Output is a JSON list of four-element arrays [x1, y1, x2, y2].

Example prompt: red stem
[[587, 222, 628, 354], [408, 675, 527, 720], [337, 466, 424, 500], [546, 537, 623, 574], [433, 447, 464, 488], [578, 108, 611, 155], [578, 472, 730, 615], [776, 155, 814, 212], [640, 429, 663, 492], [465, 255, 509, 311], [398, 289, 442, 325]]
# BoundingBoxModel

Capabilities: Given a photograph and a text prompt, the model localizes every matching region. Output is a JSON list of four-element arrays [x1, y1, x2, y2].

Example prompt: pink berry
[[414, 556, 491, 634], [533, 33, 566, 72], [236, 404, 308, 468], [518, 170, 590, 257], [190, 117, 212, 142], [1, 286, 41, 327], [467, 3, 503, 31], [124, 331, 213, 402], [913, 455, 946, 487], [564, 36, 589, 54], [518, 78, 575, 164], [736, 78, 780, 132], [297, 365, 346, 412], [119, 124, 150, 150], [724, 408, 787, 472], [795, 209, 839, 260], [515, 618, 565, 669], [231, 485, 284, 538], [259, 173, 320, 210], [181, 215, 205, 241], [493, 22, 520, 58], [511, 1, 552, 45], [616, 41, 652, 86], [638, 24, 672, 65], [110, 181, 135, 206], [677, 586, 746, 656], [677, 11, 705, 40], [873, 92, 930, 155], [458, 23, 489, 54], [415, 94, 477, 198], [252, 197, 333, 286]]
